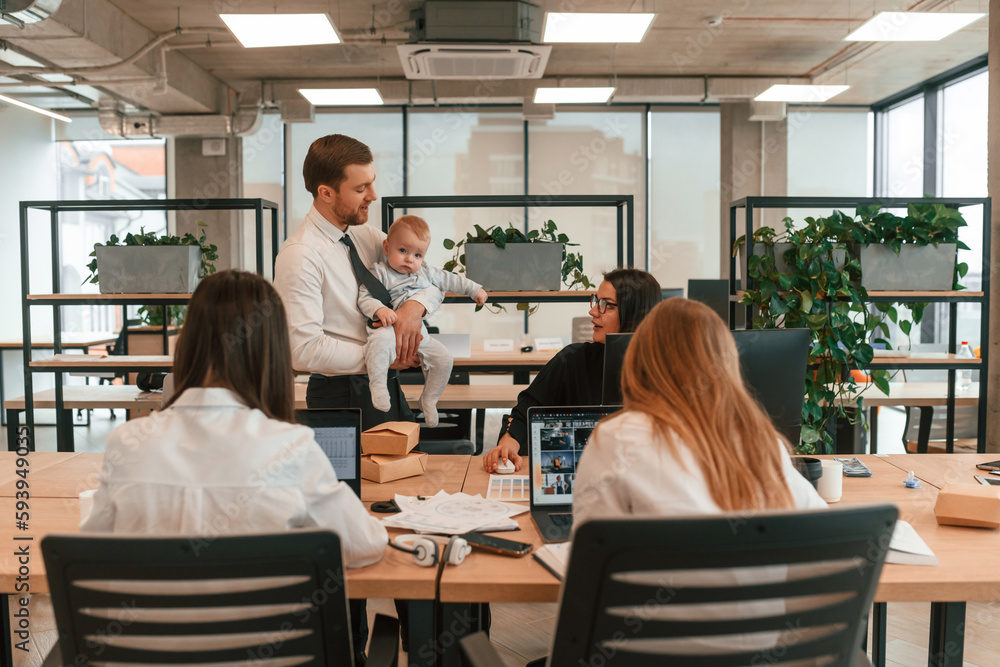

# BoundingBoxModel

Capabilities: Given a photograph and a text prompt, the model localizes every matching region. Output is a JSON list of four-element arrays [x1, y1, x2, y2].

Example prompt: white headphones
[[389, 535, 471, 567]]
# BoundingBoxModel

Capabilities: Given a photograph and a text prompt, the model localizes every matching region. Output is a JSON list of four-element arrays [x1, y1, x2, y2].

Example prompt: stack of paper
[[886, 520, 938, 566], [382, 491, 528, 535]]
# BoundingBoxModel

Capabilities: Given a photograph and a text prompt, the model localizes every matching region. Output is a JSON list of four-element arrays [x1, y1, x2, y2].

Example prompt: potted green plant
[[736, 202, 969, 454], [443, 220, 596, 314], [85, 225, 218, 296]]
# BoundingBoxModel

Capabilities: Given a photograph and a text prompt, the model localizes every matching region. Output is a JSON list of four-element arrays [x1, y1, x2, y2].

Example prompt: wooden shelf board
[[732, 290, 983, 299], [29, 354, 172, 369], [28, 293, 192, 301]]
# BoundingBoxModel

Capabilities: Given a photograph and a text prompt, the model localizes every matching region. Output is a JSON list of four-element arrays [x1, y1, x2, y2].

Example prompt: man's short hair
[[303, 134, 373, 197], [388, 215, 431, 242]]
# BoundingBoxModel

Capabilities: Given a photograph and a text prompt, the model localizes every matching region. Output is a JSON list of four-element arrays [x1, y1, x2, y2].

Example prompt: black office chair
[[688, 278, 746, 328], [461, 506, 897, 667], [731, 328, 811, 446], [399, 368, 476, 455], [41, 531, 399, 667]]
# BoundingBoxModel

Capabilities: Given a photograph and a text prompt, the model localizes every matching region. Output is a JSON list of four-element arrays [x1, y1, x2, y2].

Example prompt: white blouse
[[81, 387, 387, 568], [573, 410, 826, 524]]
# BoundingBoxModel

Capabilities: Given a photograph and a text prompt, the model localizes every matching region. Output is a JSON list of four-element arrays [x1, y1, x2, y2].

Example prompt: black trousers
[[305, 372, 413, 656]]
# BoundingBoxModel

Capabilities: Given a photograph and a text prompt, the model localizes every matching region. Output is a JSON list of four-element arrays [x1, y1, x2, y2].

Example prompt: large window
[[878, 96, 925, 197], [649, 110, 720, 289]]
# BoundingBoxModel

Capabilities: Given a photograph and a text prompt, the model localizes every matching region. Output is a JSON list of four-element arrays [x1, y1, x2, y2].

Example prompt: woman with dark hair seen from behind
[[81, 270, 387, 570], [483, 267, 661, 472], [573, 297, 824, 524]]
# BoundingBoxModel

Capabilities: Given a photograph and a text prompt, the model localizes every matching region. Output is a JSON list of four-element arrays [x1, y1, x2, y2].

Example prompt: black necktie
[[341, 234, 392, 307]]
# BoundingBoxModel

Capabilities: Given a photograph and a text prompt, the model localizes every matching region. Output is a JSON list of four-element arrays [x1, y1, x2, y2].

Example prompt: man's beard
[[335, 201, 368, 227]]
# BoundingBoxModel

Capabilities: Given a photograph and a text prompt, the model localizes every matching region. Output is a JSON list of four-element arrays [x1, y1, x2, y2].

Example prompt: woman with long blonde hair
[[573, 297, 824, 522]]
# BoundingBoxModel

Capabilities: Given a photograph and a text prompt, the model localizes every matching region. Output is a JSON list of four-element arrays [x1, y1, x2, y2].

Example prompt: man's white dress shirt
[[273, 205, 443, 376], [80, 387, 387, 568]]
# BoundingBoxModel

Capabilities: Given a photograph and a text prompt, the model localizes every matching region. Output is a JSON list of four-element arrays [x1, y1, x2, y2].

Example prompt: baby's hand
[[473, 289, 488, 307], [375, 307, 397, 325]]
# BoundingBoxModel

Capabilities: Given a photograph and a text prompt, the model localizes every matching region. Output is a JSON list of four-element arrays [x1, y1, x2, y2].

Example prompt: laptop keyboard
[[549, 513, 573, 527]]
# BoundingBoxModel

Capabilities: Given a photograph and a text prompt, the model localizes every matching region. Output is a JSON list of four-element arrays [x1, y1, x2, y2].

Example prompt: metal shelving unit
[[728, 196, 990, 453], [18, 198, 280, 451], [382, 194, 635, 302]]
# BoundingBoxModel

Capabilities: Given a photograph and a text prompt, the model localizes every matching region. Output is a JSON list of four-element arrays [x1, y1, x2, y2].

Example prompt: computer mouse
[[495, 459, 516, 474]]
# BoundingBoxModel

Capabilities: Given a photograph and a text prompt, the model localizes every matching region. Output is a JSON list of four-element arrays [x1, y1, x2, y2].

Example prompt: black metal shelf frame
[[18, 198, 280, 451], [727, 195, 991, 454]]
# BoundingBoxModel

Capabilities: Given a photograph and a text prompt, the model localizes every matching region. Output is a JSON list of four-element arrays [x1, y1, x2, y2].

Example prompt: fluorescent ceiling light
[[0, 93, 71, 122], [543, 12, 654, 43], [755, 85, 849, 103], [534, 87, 614, 104], [298, 88, 383, 106], [220, 13, 340, 48], [845, 12, 984, 41], [37, 73, 75, 83]]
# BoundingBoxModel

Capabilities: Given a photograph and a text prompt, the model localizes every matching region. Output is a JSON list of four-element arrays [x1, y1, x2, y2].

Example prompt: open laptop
[[295, 408, 363, 498], [601, 333, 633, 405], [528, 406, 620, 543]]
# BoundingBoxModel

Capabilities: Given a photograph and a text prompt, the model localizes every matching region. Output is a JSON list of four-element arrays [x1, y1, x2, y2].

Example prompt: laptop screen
[[295, 408, 363, 498], [528, 406, 619, 508]]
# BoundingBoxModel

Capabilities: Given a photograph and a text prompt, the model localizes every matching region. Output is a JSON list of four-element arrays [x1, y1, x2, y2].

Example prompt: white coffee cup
[[79, 489, 97, 524], [817, 460, 843, 503]]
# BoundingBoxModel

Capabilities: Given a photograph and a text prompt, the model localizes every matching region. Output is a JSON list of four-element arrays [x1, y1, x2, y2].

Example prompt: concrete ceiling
[[0, 0, 989, 116]]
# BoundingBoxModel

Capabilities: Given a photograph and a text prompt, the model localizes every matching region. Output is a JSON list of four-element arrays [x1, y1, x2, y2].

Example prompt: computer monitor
[[601, 333, 632, 405], [661, 287, 684, 300], [688, 278, 745, 328], [730, 328, 811, 445], [295, 408, 363, 498]]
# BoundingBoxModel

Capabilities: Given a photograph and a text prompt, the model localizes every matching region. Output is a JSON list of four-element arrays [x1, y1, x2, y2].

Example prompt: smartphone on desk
[[462, 532, 533, 557], [975, 460, 1000, 471]]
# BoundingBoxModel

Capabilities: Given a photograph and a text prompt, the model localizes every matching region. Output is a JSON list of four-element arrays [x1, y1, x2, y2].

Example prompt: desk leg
[[1, 349, 5, 427], [870, 602, 887, 667], [57, 409, 75, 453], [474, 410, 486, 456], [406, 599, 439, 667], [2, 594, 13, 667], [438, 603, 486, 667], [6, 410, 24, 452], [869, 406, 878, 455], [928, 601, 965, 667]]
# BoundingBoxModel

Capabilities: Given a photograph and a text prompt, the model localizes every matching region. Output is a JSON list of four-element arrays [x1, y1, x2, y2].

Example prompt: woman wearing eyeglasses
[[483, 268, 661, 472]]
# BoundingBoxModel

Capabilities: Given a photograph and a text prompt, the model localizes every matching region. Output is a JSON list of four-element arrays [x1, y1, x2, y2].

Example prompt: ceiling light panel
[[298, 89, 384, 106], [0, 49, 45, 67], [543, 13, 654, 43], [755, 85, 850, 103], [0, 93, 72, 122], [845, 12, 984, 42], [220, 14, 340, 48], [534, 87, 615, 104]]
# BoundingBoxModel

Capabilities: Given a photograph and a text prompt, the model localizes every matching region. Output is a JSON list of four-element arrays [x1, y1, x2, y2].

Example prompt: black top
[[501, 342, 605, 455]]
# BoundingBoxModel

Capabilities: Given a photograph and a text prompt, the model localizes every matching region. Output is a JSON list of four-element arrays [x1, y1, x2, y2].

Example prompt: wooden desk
[[877, 453, 999, 491], [6, 383, 525, 453], [0, 333, 118, 427], [448, 454, 995, 667], [0, 454, 472, 601]]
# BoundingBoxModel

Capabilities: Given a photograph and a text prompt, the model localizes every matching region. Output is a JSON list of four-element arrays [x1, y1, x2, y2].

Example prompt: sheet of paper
[[487, 475, 530, 501], [383, 492, 527, 535], [886, 519, 938, 566]]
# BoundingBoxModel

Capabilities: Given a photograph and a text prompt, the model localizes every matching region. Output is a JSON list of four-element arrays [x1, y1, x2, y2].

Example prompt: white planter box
[[859, 244, 957, 291], [96, 246, 202, 294], [465, 243, 563, 291]]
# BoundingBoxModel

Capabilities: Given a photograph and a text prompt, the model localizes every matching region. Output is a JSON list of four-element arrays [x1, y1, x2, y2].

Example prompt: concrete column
[[719, 101, 788, 278], [987, 0, 1000, 452], [172, 137, 244, 272]]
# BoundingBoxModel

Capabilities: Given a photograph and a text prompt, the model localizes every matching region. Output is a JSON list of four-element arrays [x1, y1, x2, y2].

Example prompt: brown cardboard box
[[361, 452, 428, 484], [361, 421, 420, 455], [934, 484, 1000, 528]]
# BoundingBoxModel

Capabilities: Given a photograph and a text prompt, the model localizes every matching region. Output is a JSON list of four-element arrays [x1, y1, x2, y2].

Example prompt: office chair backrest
[[688, 278, 745, 328], [731, 328, 811, 446], [43, 531, 354, 666], [551, 506, 897, 667]]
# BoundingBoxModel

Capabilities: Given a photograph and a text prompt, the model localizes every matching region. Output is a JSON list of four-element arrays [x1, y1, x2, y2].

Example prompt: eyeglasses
[[590, 295, 618, 314]]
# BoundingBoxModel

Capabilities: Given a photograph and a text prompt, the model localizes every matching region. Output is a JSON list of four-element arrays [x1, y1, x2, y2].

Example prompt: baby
[[358, 215, 487, 427]]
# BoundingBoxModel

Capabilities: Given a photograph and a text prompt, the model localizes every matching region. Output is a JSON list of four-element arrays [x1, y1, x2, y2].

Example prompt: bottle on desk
[[957, 341, 974, 391]]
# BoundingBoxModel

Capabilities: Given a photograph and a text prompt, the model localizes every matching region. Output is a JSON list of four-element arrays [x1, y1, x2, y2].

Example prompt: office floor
[[8, 410, 997, 667]]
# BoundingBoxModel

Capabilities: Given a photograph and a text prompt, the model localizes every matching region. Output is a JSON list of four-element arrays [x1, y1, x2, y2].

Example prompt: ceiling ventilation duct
[[398, 0, 550, 80], [98, 101, 262, 138], [0, 0, 62, 25]]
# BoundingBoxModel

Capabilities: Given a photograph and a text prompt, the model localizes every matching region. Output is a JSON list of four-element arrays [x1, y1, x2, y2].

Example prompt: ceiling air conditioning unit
[[397, 43, 550, 80]]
